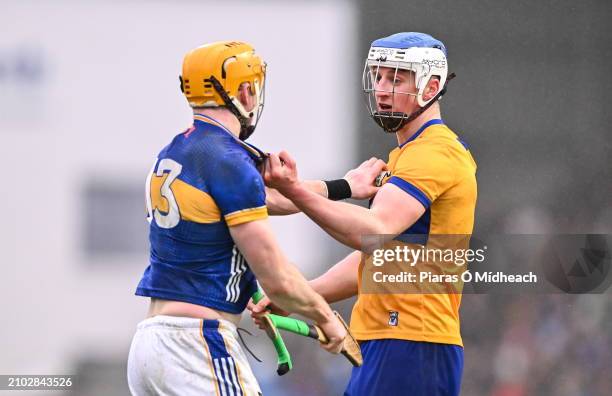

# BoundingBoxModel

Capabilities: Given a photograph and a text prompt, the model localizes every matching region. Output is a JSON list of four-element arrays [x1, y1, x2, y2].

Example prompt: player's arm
[[265, 151, 425, 250], [310, 251, 361, 303], [229, 219, 345, 352], [229, 220, 328, 318], [248, 250, 360, 320], [265, 158, 387, 216], [210, 154, 345, 352], [265, 181, 325, 215]]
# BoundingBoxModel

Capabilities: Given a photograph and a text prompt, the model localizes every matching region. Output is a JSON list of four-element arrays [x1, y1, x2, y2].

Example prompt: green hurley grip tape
[[252, 290, 266, 304], [268, 315, 314, 338], [254, 291, 323, 340], [253, 290, 292, 375]]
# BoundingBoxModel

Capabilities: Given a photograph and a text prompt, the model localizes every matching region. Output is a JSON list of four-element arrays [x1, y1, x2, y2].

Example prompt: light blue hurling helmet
[[363, 32, 455, 133]]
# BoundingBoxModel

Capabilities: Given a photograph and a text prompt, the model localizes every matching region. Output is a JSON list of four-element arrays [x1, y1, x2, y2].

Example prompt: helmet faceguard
[[362, 32, 454, 133], [180, 41, 266, 140]]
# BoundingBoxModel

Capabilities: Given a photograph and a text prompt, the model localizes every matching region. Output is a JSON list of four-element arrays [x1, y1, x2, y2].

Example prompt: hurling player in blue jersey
[[127, 41, 384, 396]]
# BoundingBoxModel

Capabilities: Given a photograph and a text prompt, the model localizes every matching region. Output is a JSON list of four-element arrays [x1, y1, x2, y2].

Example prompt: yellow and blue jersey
[[351, 119, 477, 347], [136, 114, 268, 314]]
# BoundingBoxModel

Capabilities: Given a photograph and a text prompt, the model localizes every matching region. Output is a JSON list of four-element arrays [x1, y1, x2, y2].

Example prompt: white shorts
[[127, 315, 262, 396]]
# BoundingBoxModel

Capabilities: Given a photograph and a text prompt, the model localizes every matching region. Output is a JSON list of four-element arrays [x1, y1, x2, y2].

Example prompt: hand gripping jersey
[[136, 114, 267, 314], [350, 119, 477, 346]]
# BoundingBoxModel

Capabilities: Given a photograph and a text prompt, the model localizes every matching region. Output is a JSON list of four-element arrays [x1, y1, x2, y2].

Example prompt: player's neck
[[193, 108, 241, 138], [395, 105, 441, 147]]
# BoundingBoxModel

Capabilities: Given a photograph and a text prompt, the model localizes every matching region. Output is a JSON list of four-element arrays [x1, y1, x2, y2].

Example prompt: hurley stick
[[253, 291, 363, 369], [252, 290, 292, 375]]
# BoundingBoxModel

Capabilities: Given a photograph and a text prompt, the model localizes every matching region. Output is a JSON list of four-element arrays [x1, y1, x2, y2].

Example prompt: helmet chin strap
[[373, 72, 456, 133], [206, 76, 256, 141]]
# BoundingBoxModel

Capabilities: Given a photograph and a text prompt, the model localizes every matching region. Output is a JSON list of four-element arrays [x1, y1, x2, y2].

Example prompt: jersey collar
[[192, 113, 268, 164], [398, 118, 444, 148], [193, 113, 235, 135]]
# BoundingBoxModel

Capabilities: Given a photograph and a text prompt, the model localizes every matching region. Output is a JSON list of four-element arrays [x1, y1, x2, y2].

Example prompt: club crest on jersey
[[375, 171, 391, 187], [388, 311, 399, 326]]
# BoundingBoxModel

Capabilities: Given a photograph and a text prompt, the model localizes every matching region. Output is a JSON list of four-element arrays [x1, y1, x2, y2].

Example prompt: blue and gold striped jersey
[[136, 114, 268, 314]]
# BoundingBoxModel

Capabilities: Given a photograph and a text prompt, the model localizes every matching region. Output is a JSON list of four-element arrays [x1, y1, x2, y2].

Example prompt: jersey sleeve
[[387, 143, 457, 209], [207, 154, 268, 227]]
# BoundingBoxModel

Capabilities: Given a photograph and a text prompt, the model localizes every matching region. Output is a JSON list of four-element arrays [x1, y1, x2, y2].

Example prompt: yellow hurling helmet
[[180, 41, 266, 140]]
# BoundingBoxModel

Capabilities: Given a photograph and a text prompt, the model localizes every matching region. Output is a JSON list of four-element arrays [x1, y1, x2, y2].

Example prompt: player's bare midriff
[[147, 298, 241, 326]]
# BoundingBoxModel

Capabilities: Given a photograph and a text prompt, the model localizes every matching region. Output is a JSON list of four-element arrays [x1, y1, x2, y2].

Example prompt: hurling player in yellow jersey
[[256, 32, 477, 395]]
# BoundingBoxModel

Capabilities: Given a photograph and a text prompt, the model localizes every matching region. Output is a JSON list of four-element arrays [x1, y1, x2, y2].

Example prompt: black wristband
[[324, 179, 352, 201]]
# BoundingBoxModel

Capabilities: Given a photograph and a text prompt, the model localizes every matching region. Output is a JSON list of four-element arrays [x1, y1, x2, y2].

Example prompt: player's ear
[[423, 77, 440, 101], [237, 82, 255, 111]]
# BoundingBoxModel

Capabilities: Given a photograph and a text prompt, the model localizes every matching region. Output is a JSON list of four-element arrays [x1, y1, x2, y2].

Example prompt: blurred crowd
[[462, 294, 611, 396]]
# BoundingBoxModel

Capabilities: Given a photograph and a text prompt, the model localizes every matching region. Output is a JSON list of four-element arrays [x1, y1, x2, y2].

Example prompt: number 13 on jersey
[[145, 158, 183, 229]]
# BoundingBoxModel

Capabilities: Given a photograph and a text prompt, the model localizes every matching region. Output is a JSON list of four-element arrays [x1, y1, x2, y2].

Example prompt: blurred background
[[0, 0, 610, 395]]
